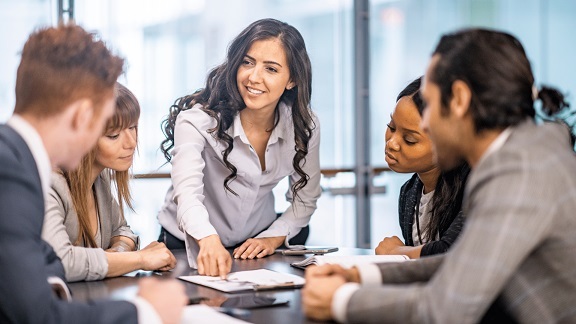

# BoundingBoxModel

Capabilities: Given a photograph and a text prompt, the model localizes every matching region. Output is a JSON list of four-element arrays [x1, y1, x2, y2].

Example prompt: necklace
[[414, 193, 424, 245]]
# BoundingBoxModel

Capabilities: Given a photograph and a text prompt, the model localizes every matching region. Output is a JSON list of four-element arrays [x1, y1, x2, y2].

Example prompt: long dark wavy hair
[[398, 77, 471, 242], [160, 18, 314, 198]]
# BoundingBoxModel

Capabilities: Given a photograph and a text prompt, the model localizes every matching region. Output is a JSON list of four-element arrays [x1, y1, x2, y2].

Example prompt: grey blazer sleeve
[[376, 253, 445, 284], [42, 172, 108, 282]]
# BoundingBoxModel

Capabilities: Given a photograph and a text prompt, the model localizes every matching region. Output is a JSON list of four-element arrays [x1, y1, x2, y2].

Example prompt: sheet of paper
[[181, 304, 251, 323], [291, 254, 410, 269], [179, 269, 305, 293]]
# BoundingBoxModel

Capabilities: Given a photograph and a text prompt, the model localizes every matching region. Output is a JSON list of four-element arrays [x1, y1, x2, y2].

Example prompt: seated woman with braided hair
[[376, 77, 470, 259]]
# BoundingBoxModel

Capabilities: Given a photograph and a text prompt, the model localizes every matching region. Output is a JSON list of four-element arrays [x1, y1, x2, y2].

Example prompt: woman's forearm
[[105, 241, 177, 277], [105, 251, 142, 277]]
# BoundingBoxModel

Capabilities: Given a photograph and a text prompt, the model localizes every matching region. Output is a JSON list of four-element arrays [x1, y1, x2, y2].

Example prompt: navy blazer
[[398, 173, 465, 256], [0, 125, 137, 323]]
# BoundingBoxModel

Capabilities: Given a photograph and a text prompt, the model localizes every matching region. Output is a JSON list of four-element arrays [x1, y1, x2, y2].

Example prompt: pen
[[253, 282, 299, 291], [187, 296, 208, 305], [134, 271, 162, 277]]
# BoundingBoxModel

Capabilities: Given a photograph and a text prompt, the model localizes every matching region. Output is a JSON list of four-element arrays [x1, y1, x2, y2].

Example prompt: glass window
[[2, 0, 574, 249], [0, 0, 54, 122], [73, 0, 357, 247], [369, 0, 576, 247]]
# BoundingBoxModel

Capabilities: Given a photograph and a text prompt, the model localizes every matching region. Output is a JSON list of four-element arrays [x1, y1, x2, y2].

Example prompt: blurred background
[[1, 0, 574, 249]]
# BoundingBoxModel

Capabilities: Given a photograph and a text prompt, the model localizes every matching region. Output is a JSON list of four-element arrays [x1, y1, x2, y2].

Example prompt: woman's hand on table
[[233, 236, 284, 259], [138, 241, 176, 271]]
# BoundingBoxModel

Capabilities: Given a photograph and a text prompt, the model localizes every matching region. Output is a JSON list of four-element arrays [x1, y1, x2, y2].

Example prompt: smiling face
[[236, 38, 295, 114], [385, 96, 437, 174], [93, 124, 137, 173]]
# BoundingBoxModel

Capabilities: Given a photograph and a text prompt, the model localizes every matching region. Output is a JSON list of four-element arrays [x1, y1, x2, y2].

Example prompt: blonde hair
[[63, 83, 140, 247]]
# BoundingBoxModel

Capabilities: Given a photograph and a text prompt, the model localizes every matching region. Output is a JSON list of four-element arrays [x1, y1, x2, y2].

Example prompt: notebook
[[179, 269, 305, 293], [290, 254, 410, 269]]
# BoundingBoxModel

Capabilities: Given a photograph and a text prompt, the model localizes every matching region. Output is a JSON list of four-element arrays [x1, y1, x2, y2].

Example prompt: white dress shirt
[[7, 115, 51, 202], [7, 114, 161, 324], [157, 102, 322, 267]]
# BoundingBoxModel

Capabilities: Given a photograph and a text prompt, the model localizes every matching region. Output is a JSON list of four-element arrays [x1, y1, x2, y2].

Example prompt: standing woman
[[43, 83, 176, 282], [376, 77, 470, 258], [158, 18, 321, 277]]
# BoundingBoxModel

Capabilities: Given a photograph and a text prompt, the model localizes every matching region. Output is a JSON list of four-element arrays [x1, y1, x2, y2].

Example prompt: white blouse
[[412, 189, 435, 246], [157, 102, 322, 251]]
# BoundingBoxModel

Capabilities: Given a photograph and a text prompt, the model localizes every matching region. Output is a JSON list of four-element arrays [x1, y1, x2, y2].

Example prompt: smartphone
[[281, 247, 338, 255]]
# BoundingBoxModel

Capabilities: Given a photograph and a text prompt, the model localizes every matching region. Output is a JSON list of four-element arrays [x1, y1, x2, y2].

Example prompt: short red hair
[[14, 23, 124, 117]]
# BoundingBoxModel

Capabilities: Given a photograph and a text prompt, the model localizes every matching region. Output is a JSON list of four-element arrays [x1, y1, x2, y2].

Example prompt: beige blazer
[[42, 171, 138, 282]]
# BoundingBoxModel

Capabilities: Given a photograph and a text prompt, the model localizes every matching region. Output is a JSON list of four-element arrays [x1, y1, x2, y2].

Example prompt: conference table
[[68, 247, 372, 324]]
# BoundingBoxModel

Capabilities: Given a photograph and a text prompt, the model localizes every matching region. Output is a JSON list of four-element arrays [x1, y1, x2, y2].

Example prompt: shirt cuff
[[112, 230, 139, 249], [255, 218, 290, 239], [179, 206, 218, 240], [132, 296, 162, 324], [83, 248, 108, 281], [357, 263, 382, 286], [331, 282, 361, 323]]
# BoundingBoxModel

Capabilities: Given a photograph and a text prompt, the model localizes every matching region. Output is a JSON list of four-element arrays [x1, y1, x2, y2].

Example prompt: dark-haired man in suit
[[303, 28, 576, 323]]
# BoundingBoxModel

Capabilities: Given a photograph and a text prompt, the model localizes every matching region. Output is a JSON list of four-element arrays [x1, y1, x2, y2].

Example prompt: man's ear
[[70, 99, 94, 131], [450, 80, 472, 119]]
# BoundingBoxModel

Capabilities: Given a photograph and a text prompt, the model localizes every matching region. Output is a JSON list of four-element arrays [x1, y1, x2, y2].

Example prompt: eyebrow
[[389, 114, 421, 135], [245, 54, 283, 68], [404, 128, 421, 135]]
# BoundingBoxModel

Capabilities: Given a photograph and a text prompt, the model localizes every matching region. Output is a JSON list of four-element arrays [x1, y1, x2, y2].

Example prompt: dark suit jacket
[[0, 125, 138, 323], [399, 173, 465, 256]]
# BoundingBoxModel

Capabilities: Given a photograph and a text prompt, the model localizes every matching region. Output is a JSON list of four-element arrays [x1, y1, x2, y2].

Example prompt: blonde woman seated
[[43, 83, 176, 282]]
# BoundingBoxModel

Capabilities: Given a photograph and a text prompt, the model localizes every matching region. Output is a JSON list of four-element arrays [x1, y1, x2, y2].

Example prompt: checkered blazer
[[346, 120, 576, 323]]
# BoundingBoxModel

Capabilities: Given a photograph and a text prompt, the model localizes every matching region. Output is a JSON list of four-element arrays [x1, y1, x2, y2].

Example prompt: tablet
[[189, 295, 289, 309], [221, 295, 290, 309], [281, 247, 338, 255]]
